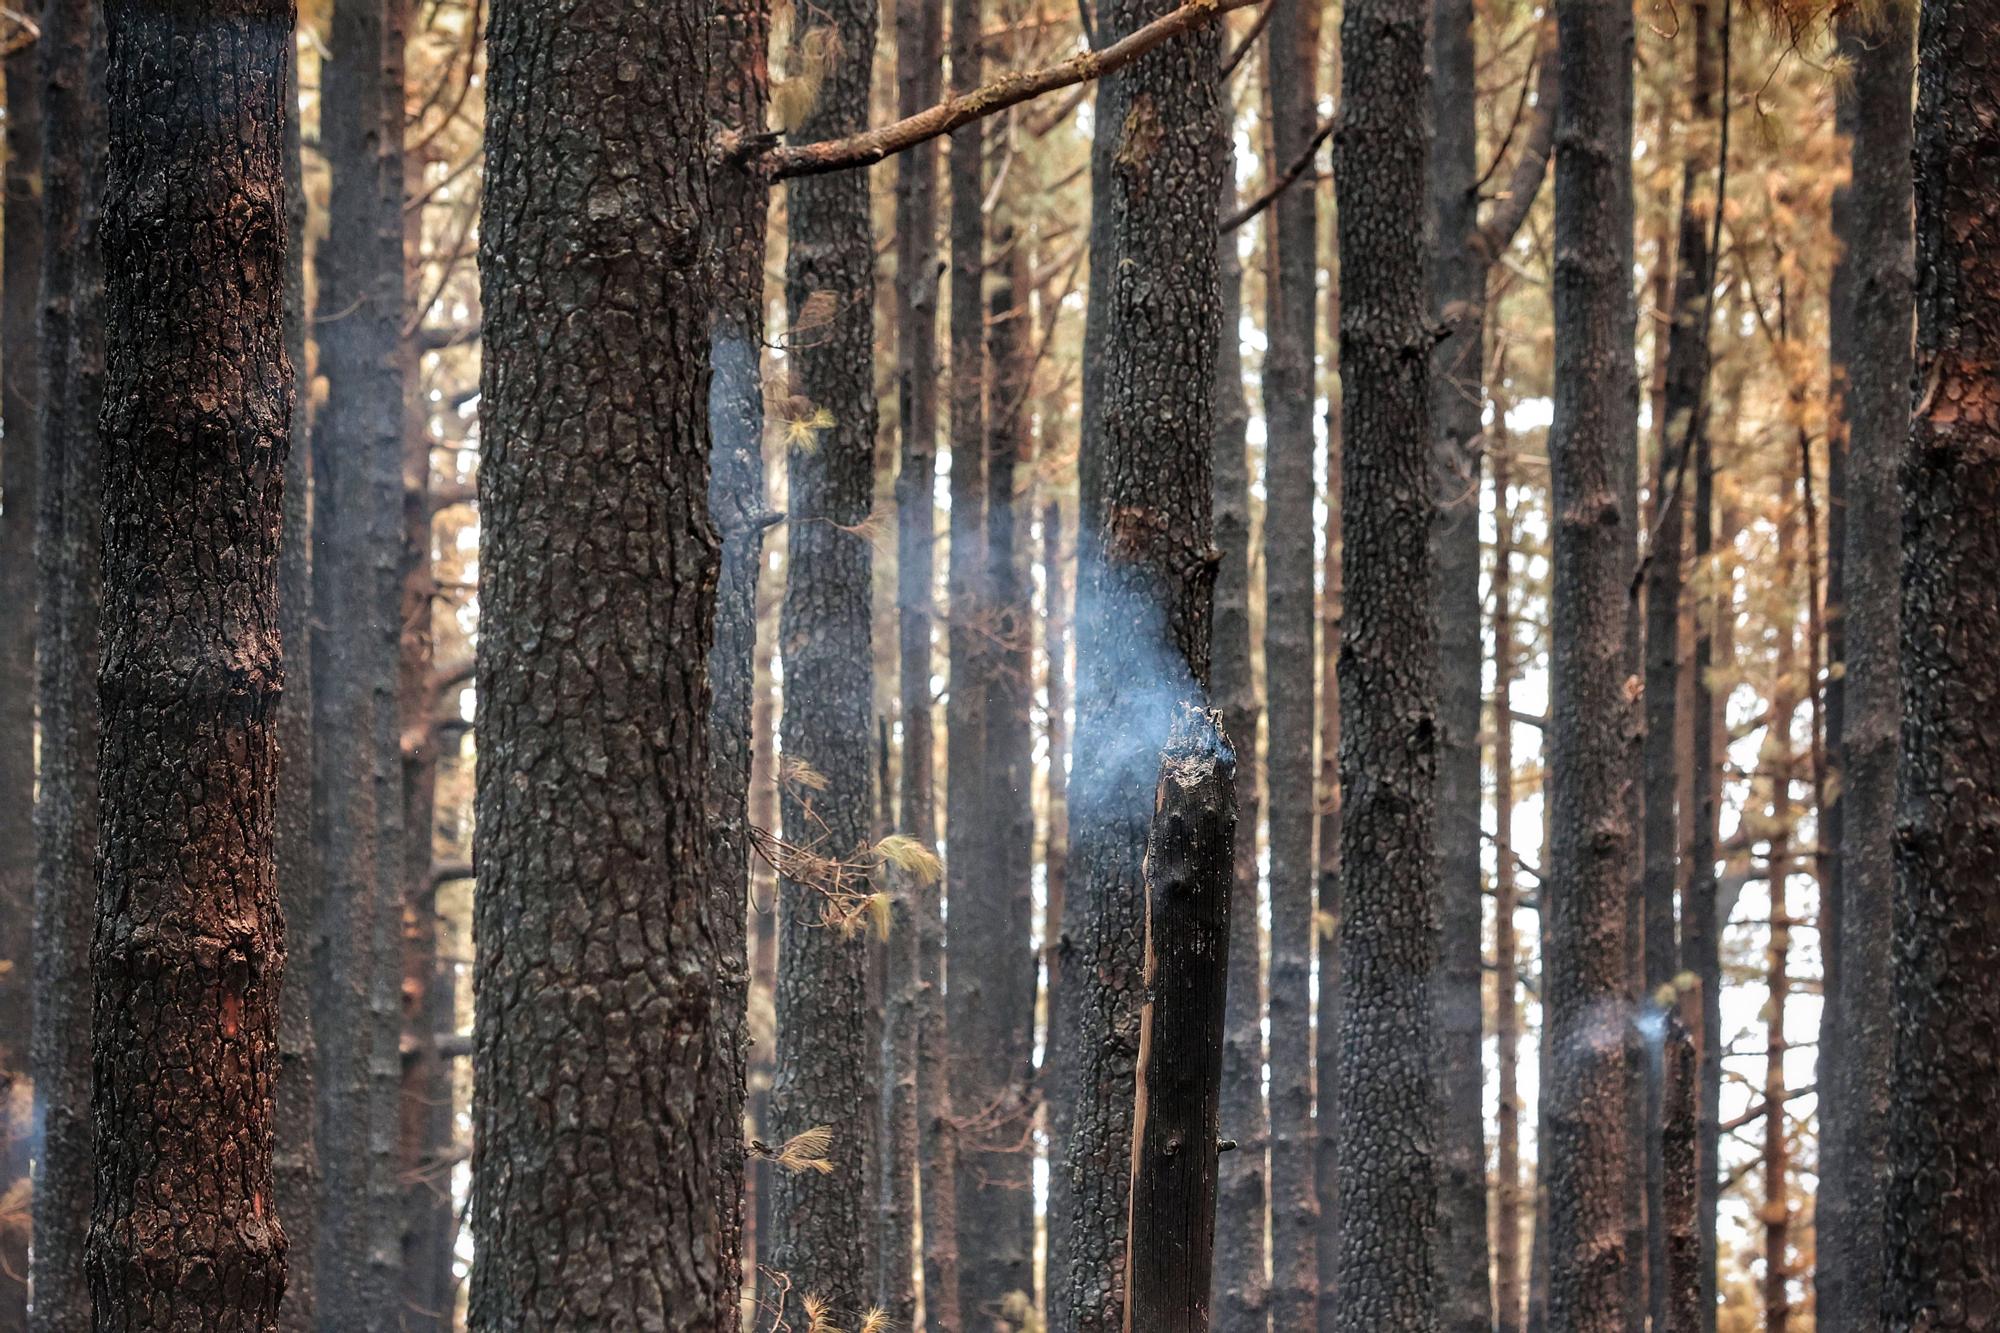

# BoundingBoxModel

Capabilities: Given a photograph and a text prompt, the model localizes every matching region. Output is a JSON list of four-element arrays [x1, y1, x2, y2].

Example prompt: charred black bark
[[884, 0, 941, 1324], [88, 0, 294, 1323], [1263, 2, 1321, 1325], [1883, 0, 2000, 1324], [1049, 0, 1221, 1321], [767, 0, 881, 1308], [272, 51, 319, 1331], [1815, 7, 1911, 1330], [1659, 991, 1699, 1333], [0, 33, 41, 1323], [1329, 0, 1439, 1320], [1122, 707, 1236, 1333], [1544, 0, 1639, 1328], [27, 0, 102, 1318], [1426, 0, 1488, 1321], [310, 0, 410, 1312], [1209, 125, 1267, 1333], [469, 0, 729, 1323], [959, 227, 1038, 1321], [705, 0, 771, 1314]]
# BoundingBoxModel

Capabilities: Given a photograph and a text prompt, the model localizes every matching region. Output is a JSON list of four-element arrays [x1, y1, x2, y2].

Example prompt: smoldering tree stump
[[1124, 704, 1238, 1333]]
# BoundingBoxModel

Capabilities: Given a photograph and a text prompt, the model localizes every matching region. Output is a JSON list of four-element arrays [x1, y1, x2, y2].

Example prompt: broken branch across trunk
[[742, 0, 1263, 179]]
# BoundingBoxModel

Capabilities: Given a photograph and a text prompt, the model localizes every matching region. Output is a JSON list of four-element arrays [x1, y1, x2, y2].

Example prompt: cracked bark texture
[[767, 0, 880, 1310], [1330, 0, 1440, 1323], [1121, 708, 1236, 1333], [1544, 0, 1639, 1329], [1263, 1, 1322, 1327], [469, 0, 729, 1323], [0, 28, 41, 1324], [1884, 0, 2000, 1325], [87, 0, 294, 1323], [705, 0, 771, 1315], [1313, 250, 1343, 1333], [1210, 128, 1267, 1333], [310, 0, 411, 1314], [1815, 6, 1911, 1330], [273, 53, 319, 1330], [1425, 0, 1489, 1323], [27, 0, 103, 1319], [1049, 0, 1221, 1322]]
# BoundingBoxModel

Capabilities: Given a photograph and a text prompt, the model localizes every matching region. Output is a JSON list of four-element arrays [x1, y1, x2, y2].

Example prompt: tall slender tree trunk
[[707, 0, 773, 1316], [1492, 442, 1523, 1333], [1644, 12, 1715, 1327], [961, 223, 1038, 1328], [27, 0, 102, 1317], [1329, 0, 1439, 1321], [1313, 262, 1343, 1333], [311, 0, 410, 1312], [273, 52, 320, 1330], [1883, 0, 2000, 1322], [1263, 0, 1321, 1324], [397, 59, 456, 1331], [1427, 0, 1489, 1319], [940, 2, 990, 1319], [1544, 0, 1638, 1328], [1049, 0, 1221, 1321], [1210, 124, 1268, 1333], [1815, 7, 1910, 1329], [1680, 316, 1725, 1333], [1761, 729, 1793, 1333], [88, 0, 294, 1321], [468, 0, 730, 1321], [768, 0, 880, 1307], [886, 0, 942, 1324], [0, 35, 41, 1325]]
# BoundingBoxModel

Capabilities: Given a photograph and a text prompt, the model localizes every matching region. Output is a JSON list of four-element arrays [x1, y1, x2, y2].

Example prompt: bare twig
[[739, 0, 1265, 180]]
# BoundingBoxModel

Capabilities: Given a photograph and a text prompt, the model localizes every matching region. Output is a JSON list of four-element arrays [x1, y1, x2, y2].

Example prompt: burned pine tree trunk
[[311, 0, 410, 1312], [1491, 437, 1524, 1333], [705, 0, 774, 1314], [1883, 0, 2000, 1323], [1209, 125, 1267, 1333], [468, 0, 731, 1322], [940, 0, 991, 1317], [964, 225, 1040, 1320], [86, 0, 294, 1322], [884, 0, 941, 1325], [0, 33, 40, 1324], [1048, 0, 1222, 1321], [1123, 707, 1237, 1333], [1643, 8, 1715, 1324], [1543, 0, 1640, 1330], [1262, 0, 1322, 1324], [1329, 0, 1440, 1320], [1314, 271, 1343, 1333], [28, 0, 104, 1318], [1659, 987, 1700, 1333], [1426, 0, 1490, 1319], [767, 0, 881, 1308], [1815, 6, 1910, 1330], [273, 55, 320, 1331]]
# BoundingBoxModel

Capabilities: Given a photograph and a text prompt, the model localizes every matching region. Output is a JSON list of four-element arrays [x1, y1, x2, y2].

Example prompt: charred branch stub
[[1125, 705, 1238, 1333]]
